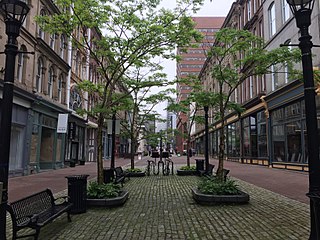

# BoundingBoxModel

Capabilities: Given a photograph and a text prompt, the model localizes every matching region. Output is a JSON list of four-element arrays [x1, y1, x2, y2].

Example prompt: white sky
[[155, 0, 234, 120]]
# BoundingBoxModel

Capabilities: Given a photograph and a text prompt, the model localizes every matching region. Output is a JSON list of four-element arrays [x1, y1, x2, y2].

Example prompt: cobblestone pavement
[[8, 174, 310, 240]]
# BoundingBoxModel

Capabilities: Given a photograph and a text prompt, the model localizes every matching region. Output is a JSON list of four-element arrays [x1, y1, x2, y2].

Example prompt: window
[[227, 122, 240, 157], [60, 35, 66, 59], [247, 0, 251, 20], [36, 58, 44, 92], [70, 86, 82, 111], [75, 52, 80, 75], [268, 2, 276, 37], [50, 34, 55, 49], [81, 57, 86, 79], [243, 115, 258, 157], [16, 45, 26, 83], [58, 74, 63, 103], [38, 10, 45, 39], [48, 67, 54, 98], [271, 65, 278, 91], [284, 40, 291, 83], [249, 76, 253, 98], [282, 0, 290, 23]]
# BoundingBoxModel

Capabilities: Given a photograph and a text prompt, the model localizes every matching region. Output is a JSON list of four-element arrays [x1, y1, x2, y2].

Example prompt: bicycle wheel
[[146, 162, 151, 176]]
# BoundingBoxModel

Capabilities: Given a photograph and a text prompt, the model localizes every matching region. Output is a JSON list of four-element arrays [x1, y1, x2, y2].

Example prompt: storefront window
[[257, 111, 267, 157], [271, 101, 311, 163], [227, 122, 240, 157], [243, 115, 257, 157]]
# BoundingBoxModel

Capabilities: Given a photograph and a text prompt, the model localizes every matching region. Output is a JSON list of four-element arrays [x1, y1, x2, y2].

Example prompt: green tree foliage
[[37, 0, 204, 183], [189, 28, 301, 181]]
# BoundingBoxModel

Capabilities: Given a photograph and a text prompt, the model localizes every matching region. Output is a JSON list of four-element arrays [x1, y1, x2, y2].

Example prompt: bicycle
[[146, 159, 156, 176], [163, 157, 174, 176]]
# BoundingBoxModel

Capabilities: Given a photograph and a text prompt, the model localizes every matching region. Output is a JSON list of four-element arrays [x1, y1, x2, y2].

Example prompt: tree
[[192, 28, 301, 181], [118, 68, 175, 169], [166, 77, 203, 167], [37, 0, 204, 184]]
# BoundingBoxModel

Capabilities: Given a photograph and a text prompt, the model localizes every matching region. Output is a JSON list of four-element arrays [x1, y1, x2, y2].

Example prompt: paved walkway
[[6, 156, 311, 239]]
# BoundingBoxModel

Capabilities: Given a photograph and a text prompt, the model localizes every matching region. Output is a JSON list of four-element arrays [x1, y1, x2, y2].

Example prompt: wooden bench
[[114, 167, 130, 186], [7, 189, 72, 240]]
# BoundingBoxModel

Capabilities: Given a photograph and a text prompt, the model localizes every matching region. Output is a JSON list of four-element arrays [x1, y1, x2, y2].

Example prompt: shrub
[[198, 178, 240, 195], [87, 181, 121, 199], [125, 168, 142, 173], [180, 165, 196, 171]]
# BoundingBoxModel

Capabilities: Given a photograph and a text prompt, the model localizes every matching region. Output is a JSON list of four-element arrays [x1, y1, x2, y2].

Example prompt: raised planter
[[127, 172, 146, 177], [87, 190, 129, 207], [192, 188, 249, 205], [177, 169, 197, 176]]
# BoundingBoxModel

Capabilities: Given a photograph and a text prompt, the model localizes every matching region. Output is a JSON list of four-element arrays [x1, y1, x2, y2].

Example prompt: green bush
[[198, 178, 240, 195], [125, 168, 142, 173], [87, 181, 121, 199], [180, 165, 196, 171]]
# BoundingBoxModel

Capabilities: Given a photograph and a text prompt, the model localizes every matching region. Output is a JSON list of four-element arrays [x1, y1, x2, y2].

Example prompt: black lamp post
[[286, 0, 320, 239], [111, 113, 116, 169], [204, 106, 209, 171], [0, 0, 29, 238]]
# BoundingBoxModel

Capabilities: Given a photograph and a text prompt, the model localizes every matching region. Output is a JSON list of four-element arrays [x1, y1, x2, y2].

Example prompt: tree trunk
[[97, 113, 104, 184], [216, 101, 225, 182], [130, 133, 136, 169], [186, 137, 190, 167]]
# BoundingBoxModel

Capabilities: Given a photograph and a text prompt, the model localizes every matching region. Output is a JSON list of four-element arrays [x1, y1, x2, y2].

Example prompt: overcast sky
[[154, 0, 234, 121]]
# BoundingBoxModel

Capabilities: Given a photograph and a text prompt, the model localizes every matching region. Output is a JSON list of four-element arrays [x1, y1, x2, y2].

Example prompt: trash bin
[[66, 175, 89, 214], [195, 159, 204, 174], [103, 168, 114, 184]]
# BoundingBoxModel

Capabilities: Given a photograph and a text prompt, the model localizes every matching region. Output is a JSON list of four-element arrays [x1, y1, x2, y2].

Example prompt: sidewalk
[[7, 156, 311, 239]]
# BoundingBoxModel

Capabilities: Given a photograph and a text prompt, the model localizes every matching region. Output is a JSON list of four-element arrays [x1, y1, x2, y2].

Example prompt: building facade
[[194, 0, 320, 172], [0, 0, 130, 176], [176, 17, 225, 154]]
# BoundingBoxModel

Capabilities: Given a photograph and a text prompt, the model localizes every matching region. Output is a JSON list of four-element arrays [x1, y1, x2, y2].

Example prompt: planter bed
[[127, 172, 146, 177], [192, 188, 249, 205], [87, 190, 129, 207], [177, 169, 197, 176]]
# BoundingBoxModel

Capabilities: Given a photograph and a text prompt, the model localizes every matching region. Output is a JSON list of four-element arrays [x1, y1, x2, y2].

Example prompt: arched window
[[268, 2, 276, 37], [58, 74, 63, 103], [50, 33, 56, 49], [81, 57, 86, 79], [70, 86, 82, 111], [60, 34, 66, 59], [282, 0, 290, 23], [36, 58, 44, 92], [38, 9, 46, 39], [75, 51, 80, 75], [48, 67, 54, 98], [16, 45, 27, 83]]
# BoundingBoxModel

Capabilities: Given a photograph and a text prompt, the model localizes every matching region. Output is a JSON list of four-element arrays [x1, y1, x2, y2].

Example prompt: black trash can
[[66, 175, 89, 214], [103, 168, 114, 184], [195, 159, 204, 174]]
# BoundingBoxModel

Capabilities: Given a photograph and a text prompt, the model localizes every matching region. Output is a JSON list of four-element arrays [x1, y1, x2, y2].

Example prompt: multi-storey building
[[194, 0, 320, 172], [0, 0, 130, 176], [176, 17, 225, 154]]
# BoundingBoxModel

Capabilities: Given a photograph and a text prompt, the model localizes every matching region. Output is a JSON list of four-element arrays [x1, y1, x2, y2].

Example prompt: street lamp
[[286, 0, 320, 239], [0, 0, 29, 238], [111, 113, 116, 169]]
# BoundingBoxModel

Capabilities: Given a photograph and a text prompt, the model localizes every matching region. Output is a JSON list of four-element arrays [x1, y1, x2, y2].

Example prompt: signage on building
[[57, 114, 68, 133]]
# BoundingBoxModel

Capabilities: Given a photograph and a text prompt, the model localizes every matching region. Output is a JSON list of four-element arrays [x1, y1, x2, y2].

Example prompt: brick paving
[[6, 156, 311, 239]]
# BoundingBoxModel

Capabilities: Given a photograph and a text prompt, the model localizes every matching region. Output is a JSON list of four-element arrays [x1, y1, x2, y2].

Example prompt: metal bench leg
[[67, 211, 72, 222], [34, 227, 40, 240]]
